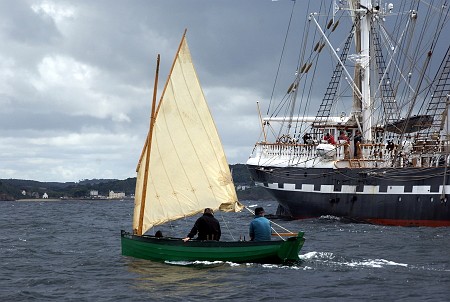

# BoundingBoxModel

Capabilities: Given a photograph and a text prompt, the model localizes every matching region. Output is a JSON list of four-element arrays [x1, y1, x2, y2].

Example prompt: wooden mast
[[136, 29, 188, 235], [137, 54, 160, 236]]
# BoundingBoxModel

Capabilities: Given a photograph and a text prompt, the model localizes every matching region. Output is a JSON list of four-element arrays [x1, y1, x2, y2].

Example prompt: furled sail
[[133, 33, 243, 235]]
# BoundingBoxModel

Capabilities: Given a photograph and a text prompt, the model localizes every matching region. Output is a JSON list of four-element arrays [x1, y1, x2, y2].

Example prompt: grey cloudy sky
[[1, 0, 310, 182]]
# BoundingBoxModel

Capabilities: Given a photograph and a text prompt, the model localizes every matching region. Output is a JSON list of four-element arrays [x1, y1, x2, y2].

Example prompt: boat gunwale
[[121, 230, 303, 248]]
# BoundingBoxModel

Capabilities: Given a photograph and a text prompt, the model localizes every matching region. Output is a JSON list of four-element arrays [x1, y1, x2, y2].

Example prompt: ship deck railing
[[252, 141, 449, 168]]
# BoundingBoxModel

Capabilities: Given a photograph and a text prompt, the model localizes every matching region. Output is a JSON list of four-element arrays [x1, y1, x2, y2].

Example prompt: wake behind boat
[[247, 0, 450, 226], [121, 30, 305, 264]]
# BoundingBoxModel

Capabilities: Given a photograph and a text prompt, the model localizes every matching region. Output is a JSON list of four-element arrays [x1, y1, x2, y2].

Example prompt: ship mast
[[359, 0, 372, 142]]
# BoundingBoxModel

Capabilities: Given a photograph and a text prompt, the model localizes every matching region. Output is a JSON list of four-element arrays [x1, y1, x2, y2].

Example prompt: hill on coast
[[0, 164, 272, 201]]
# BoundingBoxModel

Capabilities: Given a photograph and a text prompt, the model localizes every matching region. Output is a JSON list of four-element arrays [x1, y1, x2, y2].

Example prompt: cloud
[[0, 0, 304, 182], [31, 1, 75, 24]]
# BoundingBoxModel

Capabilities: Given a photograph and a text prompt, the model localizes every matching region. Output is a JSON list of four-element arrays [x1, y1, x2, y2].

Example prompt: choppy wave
[[318, 215, 341, 221], [165, 260, 227, 267], [164, 259, 313, 270], [1, 199, 449, 301], [301, 251, 408, 268]]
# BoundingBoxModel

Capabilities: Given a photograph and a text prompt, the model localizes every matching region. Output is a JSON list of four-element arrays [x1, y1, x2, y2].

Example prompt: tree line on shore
[[0, 164, 272, 201]]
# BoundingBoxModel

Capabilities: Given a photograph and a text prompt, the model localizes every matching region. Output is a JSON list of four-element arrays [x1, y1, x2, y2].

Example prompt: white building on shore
[[108, 190, 126, 199]]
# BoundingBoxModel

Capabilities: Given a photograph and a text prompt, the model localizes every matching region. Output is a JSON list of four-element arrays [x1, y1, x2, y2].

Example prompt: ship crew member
[[338, 130, 350, 143], [323, 133, 336, 145], [354, 130, 363, 158], [303, 133, 312, 144]]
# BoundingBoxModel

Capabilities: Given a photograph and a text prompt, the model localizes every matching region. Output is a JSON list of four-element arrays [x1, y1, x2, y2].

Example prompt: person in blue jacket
[[249, 207, 271, 241]]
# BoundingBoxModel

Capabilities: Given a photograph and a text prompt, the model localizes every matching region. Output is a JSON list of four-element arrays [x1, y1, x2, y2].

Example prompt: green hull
[[121, 230, 305, 264]]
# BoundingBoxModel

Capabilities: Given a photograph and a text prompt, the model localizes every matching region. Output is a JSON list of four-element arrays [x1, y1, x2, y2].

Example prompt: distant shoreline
[[14, 198, 133, 202], [17, 198, 62, 201]]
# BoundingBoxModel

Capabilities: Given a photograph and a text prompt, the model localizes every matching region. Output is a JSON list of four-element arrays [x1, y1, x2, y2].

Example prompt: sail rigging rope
[[267, 0, 298, 116], [251, 0, 450, 192], [218, 212, 236, 241], [293, 0, 328, 138]]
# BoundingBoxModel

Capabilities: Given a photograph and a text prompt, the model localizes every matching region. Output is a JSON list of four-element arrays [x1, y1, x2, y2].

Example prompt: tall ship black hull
[[247, 165, 450, 226], [246, 0, 450, 227]]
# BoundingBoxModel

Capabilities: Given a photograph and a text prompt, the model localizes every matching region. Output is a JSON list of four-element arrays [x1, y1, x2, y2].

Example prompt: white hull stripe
[[255, 182, 450, 195]]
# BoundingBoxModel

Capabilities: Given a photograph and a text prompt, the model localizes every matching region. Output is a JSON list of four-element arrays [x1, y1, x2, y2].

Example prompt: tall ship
[[247, 0, 450, 226]]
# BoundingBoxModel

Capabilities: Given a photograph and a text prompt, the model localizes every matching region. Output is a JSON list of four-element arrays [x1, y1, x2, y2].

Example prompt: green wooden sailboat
[[121, 30, 305, 264], [121, 231, 304, 263]]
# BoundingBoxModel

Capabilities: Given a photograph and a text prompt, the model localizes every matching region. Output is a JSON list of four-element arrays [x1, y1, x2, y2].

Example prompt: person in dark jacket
[[354, 130, 363, 158], [183, 208, 221, 241]]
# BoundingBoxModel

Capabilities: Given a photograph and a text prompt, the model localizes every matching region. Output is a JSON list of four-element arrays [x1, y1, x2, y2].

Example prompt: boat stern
[[277, 232, 305, 263]]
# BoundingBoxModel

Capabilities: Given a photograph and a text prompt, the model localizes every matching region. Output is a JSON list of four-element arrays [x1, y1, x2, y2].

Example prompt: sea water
[[0, 199, 448, 301]]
